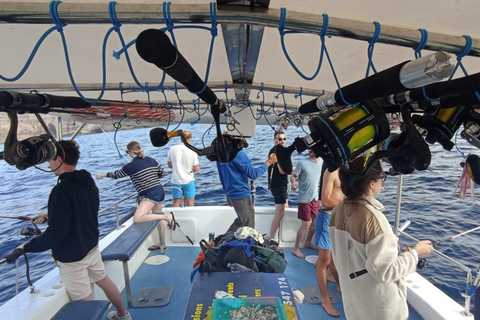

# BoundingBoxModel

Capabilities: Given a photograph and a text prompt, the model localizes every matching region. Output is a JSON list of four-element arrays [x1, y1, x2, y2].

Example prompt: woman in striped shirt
[[96, 141, 175, 250]]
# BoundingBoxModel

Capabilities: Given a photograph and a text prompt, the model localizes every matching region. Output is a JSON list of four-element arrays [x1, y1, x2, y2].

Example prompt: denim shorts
[[171, 181, 196, 199], [137, 187, 165, 205]]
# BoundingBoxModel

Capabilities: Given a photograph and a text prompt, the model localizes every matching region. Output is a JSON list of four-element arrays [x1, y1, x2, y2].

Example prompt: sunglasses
[[125, 150, 131, 154], [378, 174, 387, 182], [277, 137, 286, 141]]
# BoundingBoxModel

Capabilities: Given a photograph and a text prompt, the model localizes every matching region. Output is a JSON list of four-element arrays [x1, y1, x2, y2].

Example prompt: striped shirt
[[107, 156, 166, 195]]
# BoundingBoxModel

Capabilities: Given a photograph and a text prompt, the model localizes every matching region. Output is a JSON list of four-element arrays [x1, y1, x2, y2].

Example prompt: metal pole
[[0, 3, 478, 57], [15, 260, 19, 296], [69, 123, 86, 140], [55, 116, 63, 141], [115, 204, 120, 230], [393, 175, 403, 236], [398, 229, 472, 273]]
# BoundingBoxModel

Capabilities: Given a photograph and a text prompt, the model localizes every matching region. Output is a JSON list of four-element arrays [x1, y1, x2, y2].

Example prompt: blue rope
[[365, 21, 381, 78], [448, 35, 480, 101], [421, 86, 439, 102], [262, 102, 276, 130], [48, 0, 114, 104], [49, 1, 66, 29], [454, 131, 466, 159], [413, 29, 429, 59], [449, 35, 473, 80], [109, 1, 121, 31], [163, 2, 178, 47], [113, 114, 127, 158], [322, 38, 359, 106], [294, 87, 303, 99], [278, 9, 327, 80], [0, 26, 58, 82]]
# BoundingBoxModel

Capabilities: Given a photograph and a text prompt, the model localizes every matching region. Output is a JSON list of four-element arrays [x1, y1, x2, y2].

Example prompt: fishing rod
[[0, 215, 30, 221], [435, 225, 480, 245], [0, 216, 43, 237]]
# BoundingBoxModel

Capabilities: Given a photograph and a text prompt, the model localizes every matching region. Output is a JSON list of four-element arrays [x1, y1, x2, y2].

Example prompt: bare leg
[[329, 259, 341, 292], [172, 198, 182, 207], [304, 218, 317, 249], [92, 276, 128, 317], [184, 197, 195, 206], [293, 220, 311, 258], [316, 248, 340, 317], [269, 203, 285, 239], [133, 201, 173, 225]]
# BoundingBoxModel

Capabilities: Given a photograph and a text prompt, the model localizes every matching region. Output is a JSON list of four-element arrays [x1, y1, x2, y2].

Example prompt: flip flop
[[148, 244, 167, 251], [168, 212, 177, 231]]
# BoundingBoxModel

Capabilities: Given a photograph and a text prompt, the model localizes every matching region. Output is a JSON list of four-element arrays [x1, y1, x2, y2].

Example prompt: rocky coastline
[[0, 113, 105, 142]]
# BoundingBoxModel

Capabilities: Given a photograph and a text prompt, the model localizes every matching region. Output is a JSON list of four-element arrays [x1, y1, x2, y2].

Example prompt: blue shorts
[[171, 181, 196, 199], [314, 211, 332, 250], [137, 187, 165, 205]]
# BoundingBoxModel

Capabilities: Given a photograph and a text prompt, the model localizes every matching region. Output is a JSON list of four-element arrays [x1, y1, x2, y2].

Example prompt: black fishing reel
[[20, 225, 42, 238], [2, 112, 58, 170], [417, 258, 429, 270]]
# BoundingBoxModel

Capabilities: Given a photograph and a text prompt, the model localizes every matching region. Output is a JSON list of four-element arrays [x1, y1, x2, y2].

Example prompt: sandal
[[168, 212, 177, 231], [148, 244, 167, 251]]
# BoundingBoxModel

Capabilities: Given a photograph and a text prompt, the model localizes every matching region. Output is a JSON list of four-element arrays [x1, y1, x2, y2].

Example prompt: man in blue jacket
[[217, 145, 276, 232], [18, 140, 131, 320]]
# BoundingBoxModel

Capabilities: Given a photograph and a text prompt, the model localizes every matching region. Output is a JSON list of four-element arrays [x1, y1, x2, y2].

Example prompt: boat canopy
[[0, 0, 479, 129]]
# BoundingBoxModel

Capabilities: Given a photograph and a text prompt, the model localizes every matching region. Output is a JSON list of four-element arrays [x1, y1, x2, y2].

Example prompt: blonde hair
[[127, 141, 146, 159], [183, 130, 192, 141]]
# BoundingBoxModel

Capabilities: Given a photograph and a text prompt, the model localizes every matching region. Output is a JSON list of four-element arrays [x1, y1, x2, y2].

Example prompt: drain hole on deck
[[154, 298, 165, 303], [138, 298, 149, 304]]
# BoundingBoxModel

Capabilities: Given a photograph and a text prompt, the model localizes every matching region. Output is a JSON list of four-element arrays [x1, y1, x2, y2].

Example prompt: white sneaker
[[108, 311, 132, 320]]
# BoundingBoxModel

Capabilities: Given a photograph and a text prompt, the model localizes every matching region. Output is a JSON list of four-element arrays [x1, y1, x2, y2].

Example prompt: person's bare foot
[[304, 243, 317, 250], [292, 249, 305, 259], [322, 301, 340, 317]]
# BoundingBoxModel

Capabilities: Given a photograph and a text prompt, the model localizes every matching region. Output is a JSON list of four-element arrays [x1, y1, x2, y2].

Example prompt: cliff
[[0, 113, 105, 142]]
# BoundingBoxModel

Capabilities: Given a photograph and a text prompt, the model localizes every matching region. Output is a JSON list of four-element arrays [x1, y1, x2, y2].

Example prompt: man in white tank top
[[167, 131, 200, 206]]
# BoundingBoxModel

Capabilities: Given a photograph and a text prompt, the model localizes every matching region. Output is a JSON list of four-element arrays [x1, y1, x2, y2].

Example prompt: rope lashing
[[365, 21, 381, 78], [278, 8, 327, 80], [413, 29, 429, 59], [448, 35, 480, 102]]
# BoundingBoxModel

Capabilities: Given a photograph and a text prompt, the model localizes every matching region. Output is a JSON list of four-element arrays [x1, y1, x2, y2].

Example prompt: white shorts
[[55, 246, 107, 300]]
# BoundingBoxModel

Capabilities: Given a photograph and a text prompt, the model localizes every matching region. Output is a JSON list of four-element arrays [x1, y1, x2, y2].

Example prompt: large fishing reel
[[150, 127, 248, 163], [276, 99, 391, 174], [1, 112, 58, 170]]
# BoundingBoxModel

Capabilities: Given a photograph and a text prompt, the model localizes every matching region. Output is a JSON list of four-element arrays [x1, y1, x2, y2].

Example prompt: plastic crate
[[212, 296, 287, 320]]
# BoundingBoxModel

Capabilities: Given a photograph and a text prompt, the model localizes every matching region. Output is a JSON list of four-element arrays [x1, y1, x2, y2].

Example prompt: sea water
[[0, 124, 479, 308]]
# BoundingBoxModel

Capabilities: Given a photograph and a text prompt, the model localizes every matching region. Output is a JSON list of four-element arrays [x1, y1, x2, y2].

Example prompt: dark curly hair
[[339, 156, 384, 199]]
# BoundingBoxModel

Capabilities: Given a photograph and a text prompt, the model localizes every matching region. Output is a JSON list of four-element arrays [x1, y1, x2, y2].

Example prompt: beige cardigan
[[329, 195, 417, 320]]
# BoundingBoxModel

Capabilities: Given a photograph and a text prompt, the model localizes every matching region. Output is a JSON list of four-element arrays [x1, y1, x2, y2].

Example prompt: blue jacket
[[217, 150, 268, 201]]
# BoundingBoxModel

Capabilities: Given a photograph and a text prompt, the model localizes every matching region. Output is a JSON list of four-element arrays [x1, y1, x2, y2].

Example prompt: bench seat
[[102, 220, 159, 261], [101, 220, 161, 307], [51, 300, 110, 320]]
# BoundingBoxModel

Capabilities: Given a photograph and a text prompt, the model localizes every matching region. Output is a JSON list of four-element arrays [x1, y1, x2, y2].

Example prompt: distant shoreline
[[0, 113, 114, 142]]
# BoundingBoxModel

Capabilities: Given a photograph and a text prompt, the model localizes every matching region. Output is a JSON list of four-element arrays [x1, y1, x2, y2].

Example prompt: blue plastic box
[[212, 296, 287, 320]]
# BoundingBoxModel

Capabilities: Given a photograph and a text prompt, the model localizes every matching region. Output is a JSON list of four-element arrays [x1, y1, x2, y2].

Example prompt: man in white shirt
[[167, 131, 200, 206]]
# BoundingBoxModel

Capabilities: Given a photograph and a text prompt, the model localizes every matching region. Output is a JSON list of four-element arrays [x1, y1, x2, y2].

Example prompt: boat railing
[[97, 180, 222, 228], [98, 192, 137, 229], [400, 229, 480, 316]]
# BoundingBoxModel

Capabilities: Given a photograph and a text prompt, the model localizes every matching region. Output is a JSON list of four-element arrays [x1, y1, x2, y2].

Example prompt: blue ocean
[[1, 124, 479, 309]]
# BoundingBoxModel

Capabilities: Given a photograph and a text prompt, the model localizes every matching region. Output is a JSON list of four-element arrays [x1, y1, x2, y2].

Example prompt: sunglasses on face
[[277, 137, 286, 141], [125, 150, 131, 154]]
